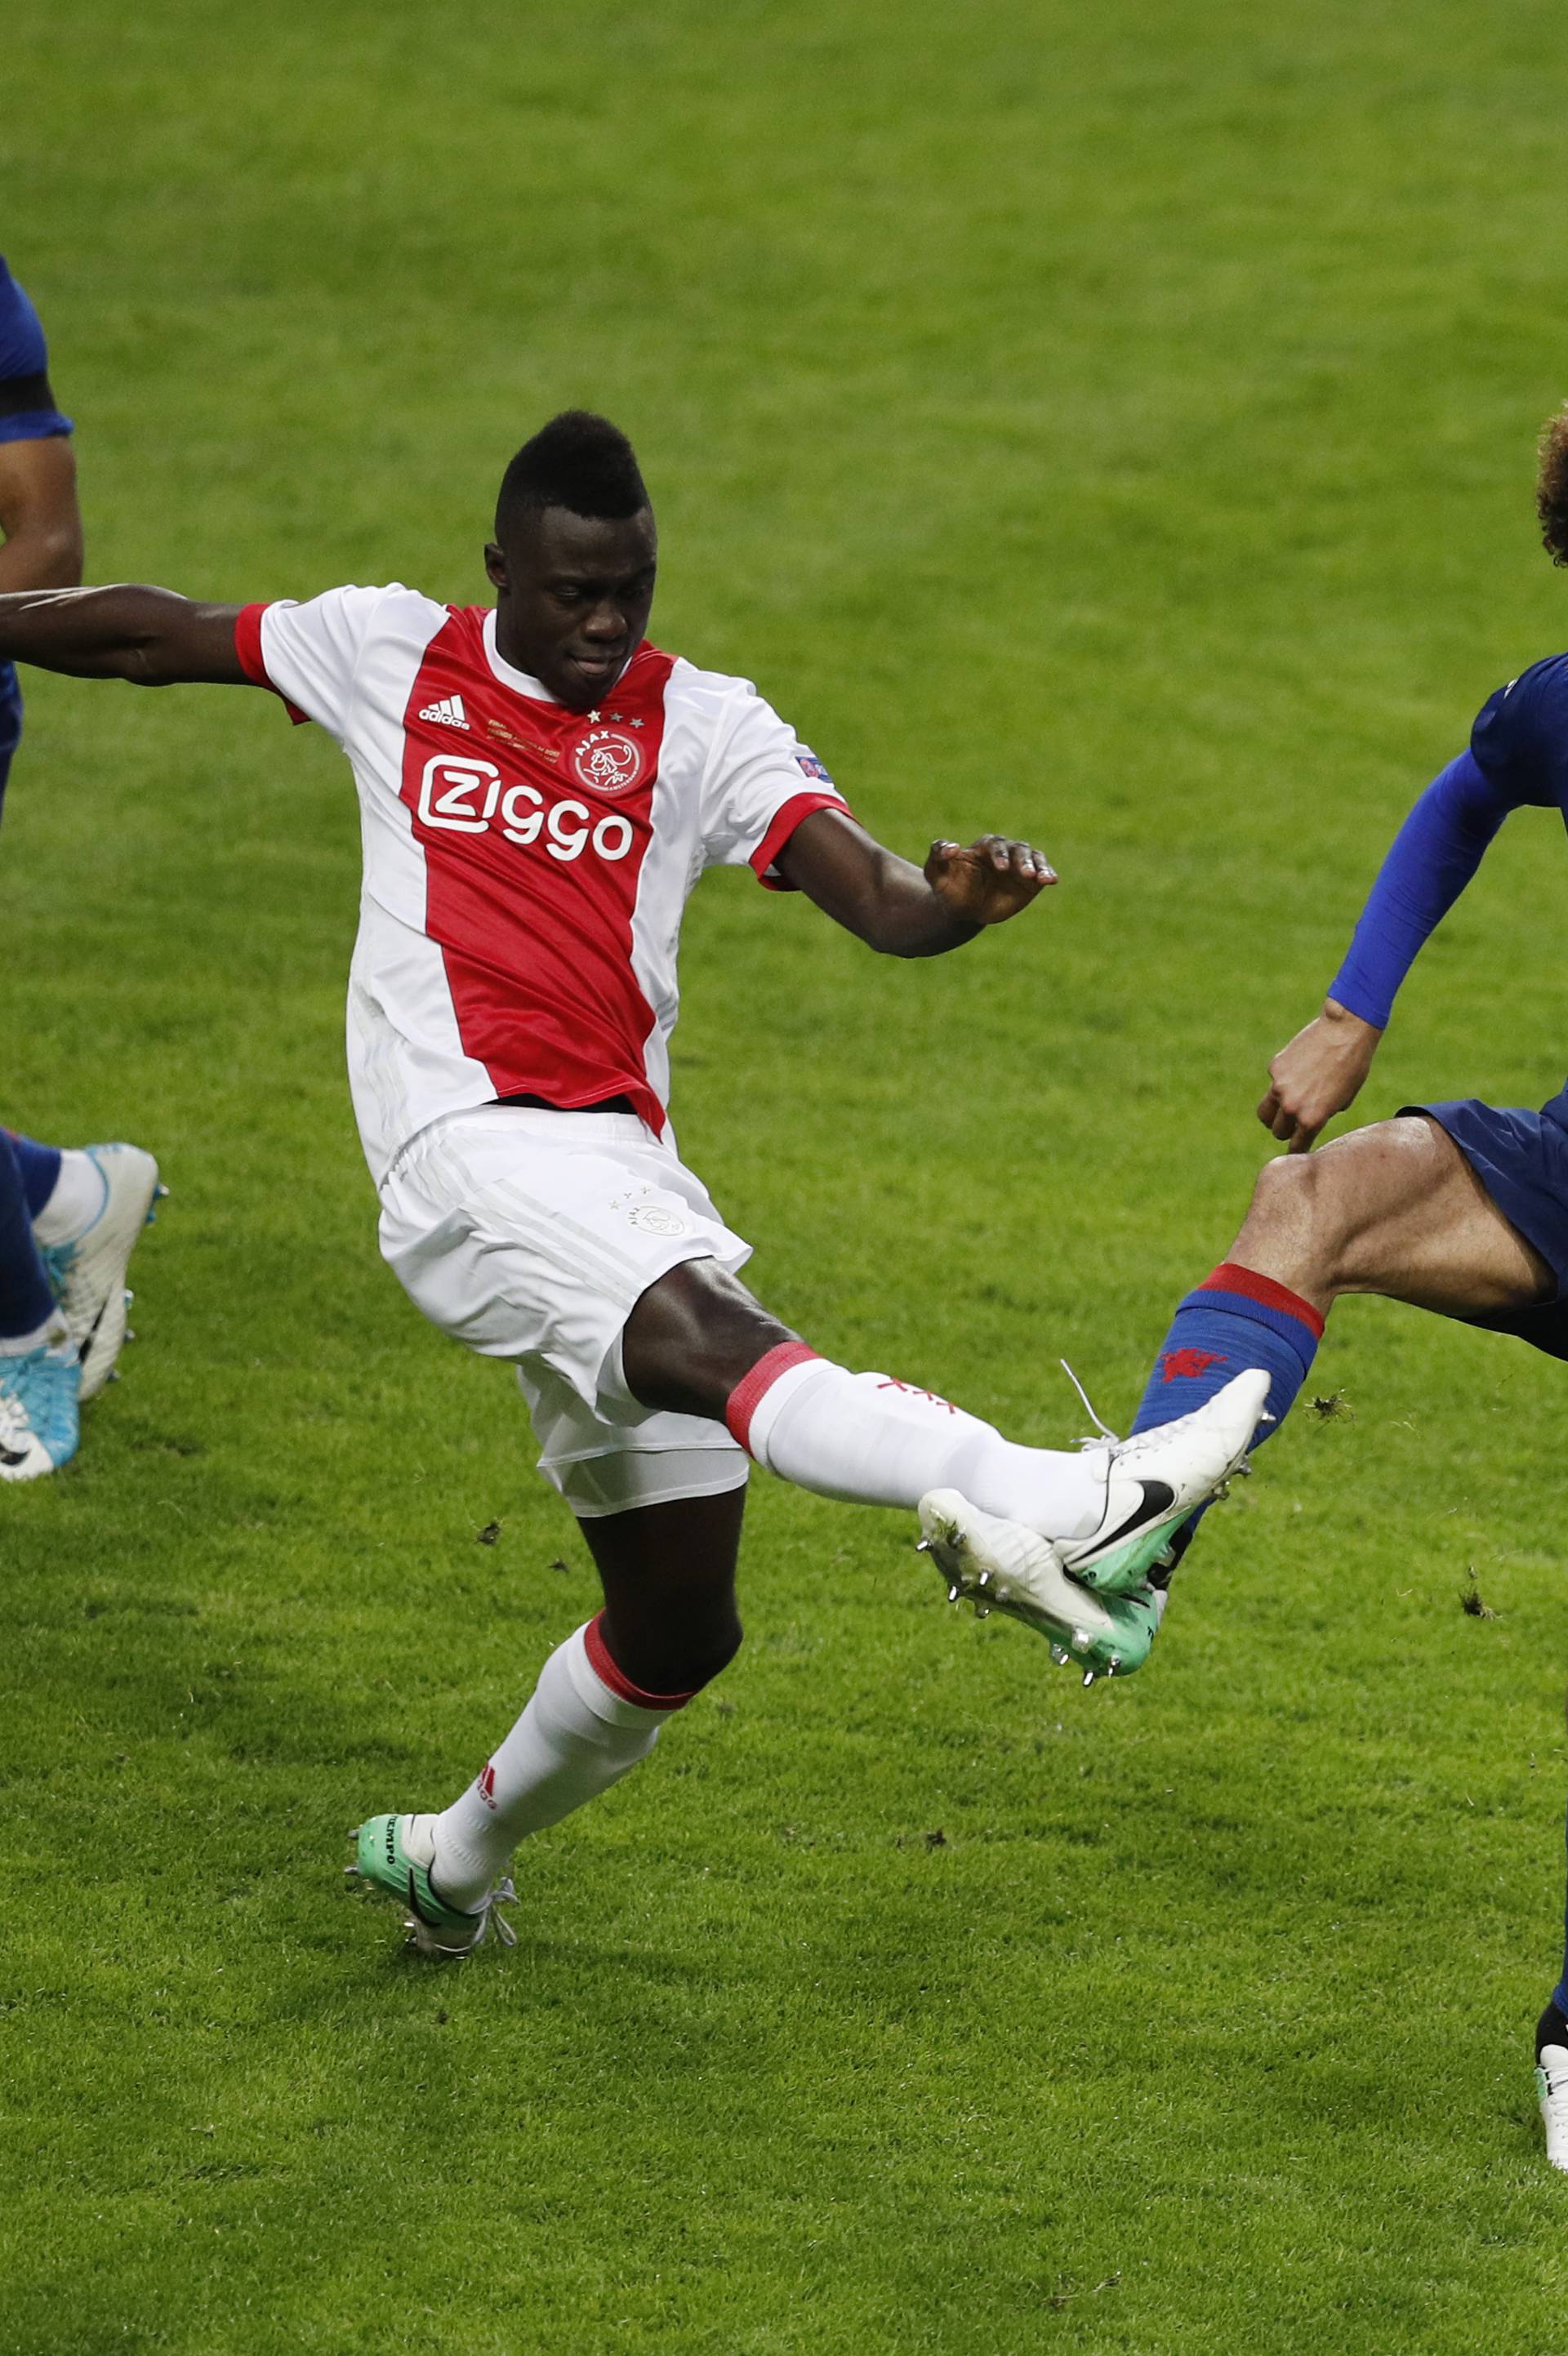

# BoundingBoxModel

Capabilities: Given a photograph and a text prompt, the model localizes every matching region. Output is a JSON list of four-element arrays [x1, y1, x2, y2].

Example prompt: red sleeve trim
[[749, 791, 855, 893], [234, 602, 310, 726], [234, 603, 270, 684], [1203, 1261, 1325, 1340], [584, 1613, 696, 1711], [724, 1340, 821, 1451]]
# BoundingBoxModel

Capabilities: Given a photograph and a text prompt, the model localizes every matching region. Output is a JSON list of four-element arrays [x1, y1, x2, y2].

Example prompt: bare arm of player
[[1256, 997, 1383, 1154], [0, 434, 83, 592], [0, 584, 247, 684], [776, 808, 1056, 958]]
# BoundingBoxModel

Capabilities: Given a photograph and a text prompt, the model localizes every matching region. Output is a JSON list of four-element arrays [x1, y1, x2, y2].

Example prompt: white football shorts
[[377, 1104, 752, 1518]]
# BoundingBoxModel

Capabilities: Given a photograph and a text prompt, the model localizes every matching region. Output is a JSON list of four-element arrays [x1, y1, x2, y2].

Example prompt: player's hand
[[1257, 998, 1383, 1153], [924, 835, 1057, 927]]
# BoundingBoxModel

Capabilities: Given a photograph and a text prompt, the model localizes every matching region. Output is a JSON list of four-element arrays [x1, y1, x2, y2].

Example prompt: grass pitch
[[6, 2, 1568, 2348]]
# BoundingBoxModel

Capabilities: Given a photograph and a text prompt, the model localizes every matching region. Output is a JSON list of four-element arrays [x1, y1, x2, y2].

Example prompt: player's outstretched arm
[[0, 586, 247, 685], [1258, 744, 1521, 1152], [776, 808, 1055, 957]]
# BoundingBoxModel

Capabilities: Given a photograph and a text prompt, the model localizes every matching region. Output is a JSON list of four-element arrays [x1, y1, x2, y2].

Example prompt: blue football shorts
[[0, 661, 20, 817], [1409, 1089, 1568, 1361]]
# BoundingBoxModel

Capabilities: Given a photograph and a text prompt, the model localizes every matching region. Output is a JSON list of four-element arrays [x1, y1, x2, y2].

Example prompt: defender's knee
[[1238, 1148, 1352, 1294]]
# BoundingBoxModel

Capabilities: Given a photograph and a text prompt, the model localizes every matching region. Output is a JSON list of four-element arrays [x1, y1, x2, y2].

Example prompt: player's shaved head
[[495, 412, 650, 541], [486, 415, 658, 709]]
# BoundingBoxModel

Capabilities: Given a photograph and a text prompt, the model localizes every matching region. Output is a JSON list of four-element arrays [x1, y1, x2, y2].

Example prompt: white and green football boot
[[346, 1813, 515, 1958], [37, 1142, 164, 1401], [1055, 1367, 1270, 1597], [917, 1490, 1165, 1680]]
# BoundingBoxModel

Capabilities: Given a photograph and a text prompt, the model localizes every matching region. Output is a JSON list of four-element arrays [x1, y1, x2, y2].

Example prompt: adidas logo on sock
[[419, 694, 470, 729]]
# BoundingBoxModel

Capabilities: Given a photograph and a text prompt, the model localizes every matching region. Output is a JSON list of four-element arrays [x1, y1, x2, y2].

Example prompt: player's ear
[[483, 541, 508, 591]]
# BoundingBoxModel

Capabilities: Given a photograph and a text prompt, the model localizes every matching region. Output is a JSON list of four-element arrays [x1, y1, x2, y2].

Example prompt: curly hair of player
[[1536, 403, 1568, 566]]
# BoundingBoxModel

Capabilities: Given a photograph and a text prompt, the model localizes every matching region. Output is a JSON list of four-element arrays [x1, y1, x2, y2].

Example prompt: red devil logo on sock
[[1160, 1347, 1228, 1383]]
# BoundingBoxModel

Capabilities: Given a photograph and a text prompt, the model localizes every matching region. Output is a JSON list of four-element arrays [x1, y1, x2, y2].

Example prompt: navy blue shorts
[[1411, 1089, 1568, 1361], [0, 661, 21, 817]]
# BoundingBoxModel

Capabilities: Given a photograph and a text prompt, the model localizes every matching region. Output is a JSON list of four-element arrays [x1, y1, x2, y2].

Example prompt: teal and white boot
[[1058, 1367, 1270, 1597], [918, 1490, 1165, 1680], [345, 1813, 515, 1957]]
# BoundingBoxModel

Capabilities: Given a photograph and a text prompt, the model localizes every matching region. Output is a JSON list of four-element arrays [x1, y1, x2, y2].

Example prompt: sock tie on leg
[[30, 1146, 109, 1247]]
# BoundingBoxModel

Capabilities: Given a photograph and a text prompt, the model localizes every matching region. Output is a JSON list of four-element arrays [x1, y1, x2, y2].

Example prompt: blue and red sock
[[1129, 1261, 1324, 1573], [0, 1129, 55, 1339]]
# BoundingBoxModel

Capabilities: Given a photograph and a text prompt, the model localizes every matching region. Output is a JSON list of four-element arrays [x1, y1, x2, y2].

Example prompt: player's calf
[[347, 1614, 710, 1957]]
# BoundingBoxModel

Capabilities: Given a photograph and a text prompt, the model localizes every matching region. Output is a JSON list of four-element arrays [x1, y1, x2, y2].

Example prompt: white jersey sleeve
[[239, 585, 411, 745], [697, 677, 851, 886]]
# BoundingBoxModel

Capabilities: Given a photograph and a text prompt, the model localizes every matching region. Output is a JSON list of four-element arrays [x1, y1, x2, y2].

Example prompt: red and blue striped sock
[[1129, 1262, 1324, 1570]]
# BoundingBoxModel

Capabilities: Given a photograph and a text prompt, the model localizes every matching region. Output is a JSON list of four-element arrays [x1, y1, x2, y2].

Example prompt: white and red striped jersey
[[234, 588, 849, 1184]]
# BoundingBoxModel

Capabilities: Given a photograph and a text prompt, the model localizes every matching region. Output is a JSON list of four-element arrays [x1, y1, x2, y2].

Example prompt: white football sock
[[429, 1620, 679, 1909], [734, 1350, 1109, 1539], [33, 1150, 108, 1246]]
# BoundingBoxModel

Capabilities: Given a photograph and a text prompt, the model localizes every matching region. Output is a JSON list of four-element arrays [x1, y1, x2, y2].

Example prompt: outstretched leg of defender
[[1125, 1112, 1553, 1580]]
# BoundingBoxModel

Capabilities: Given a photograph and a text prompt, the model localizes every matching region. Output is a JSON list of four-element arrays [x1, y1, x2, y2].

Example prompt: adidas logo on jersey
[[419, 695, 470, 729]]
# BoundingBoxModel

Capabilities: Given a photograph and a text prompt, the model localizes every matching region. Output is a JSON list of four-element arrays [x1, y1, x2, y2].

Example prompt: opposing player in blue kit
[[0, 256, 161, 1479], [1085, 405, 1568, 2170]]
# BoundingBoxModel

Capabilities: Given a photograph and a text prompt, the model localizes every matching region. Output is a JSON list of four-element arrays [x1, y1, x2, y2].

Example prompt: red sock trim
[[724, 1339, 822, 1452], [584, 1614, 696, 1711], [1203, 1262, 1325, 1341]]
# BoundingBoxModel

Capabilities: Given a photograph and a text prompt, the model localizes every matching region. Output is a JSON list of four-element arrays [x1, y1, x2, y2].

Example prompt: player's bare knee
[[1239, 1143, 1364, 1294], [623, 1259, 799, 1420], [636, 1601, 742, 1697], [1242, 1151, 1330, 1254], [686, 1606, 743, 1689]]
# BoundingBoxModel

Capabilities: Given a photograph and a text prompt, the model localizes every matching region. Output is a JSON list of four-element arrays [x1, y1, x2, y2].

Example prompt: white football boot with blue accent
[[0, 1319, 80, 1480], [1537, 2044, 1568, 2172], [38, 1142, 163, 1401]]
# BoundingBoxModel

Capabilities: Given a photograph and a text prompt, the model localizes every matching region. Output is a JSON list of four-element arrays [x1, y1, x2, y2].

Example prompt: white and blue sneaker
[[1538, 2044, 1568, 2172], [0, 1321, 81, 1481], [38, 1142, 163, 1401]]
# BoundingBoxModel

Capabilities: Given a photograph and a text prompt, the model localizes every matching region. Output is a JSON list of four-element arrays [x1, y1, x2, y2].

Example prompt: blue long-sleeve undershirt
[[1327, 750, 1518, 1030]]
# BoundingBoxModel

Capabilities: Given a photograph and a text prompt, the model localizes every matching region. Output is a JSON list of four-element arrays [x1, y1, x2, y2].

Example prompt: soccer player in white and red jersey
[[0, 412, 1264, 1952]]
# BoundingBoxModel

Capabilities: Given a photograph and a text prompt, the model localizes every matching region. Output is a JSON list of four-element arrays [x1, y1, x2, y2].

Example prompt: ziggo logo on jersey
[[417, 756, 636, 863]]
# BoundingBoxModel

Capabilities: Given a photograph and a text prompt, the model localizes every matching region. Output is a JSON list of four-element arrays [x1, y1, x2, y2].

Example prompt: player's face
[[486, 506, 658, 710]]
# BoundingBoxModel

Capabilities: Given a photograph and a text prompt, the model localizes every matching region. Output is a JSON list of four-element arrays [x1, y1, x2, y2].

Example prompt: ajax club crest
[[570, 728, 644, 796]]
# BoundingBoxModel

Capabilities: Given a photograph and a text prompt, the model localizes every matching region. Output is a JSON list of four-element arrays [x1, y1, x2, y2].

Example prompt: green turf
[[6, 1, 1568, 2346]]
